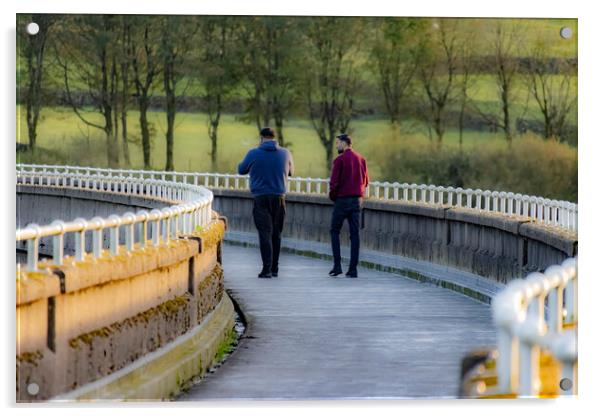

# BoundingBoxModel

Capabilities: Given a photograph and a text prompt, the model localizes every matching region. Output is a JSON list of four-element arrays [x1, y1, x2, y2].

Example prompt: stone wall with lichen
[[16, 218, 227, 401]]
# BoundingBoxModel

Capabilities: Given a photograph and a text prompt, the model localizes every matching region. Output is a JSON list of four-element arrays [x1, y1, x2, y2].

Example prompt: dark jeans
[[330, 196, 361, 273], [253, 194, 286, 272]]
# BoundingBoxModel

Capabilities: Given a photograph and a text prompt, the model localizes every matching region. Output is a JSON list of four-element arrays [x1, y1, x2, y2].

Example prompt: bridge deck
[[179, 244, 497, 400]]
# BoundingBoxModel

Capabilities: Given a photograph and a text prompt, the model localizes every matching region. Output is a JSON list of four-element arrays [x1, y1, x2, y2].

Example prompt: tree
[[524, 42, 577, 141], [196, 16, 240, 172], [370, 17, 423, 128], [55, 14, 120, 167], [160, 15, 197, 171], [303, 17, 362, 171], [130, 17, 161, 170], [119, 16, 132, 165], [18, 14, 58, 150], [456, 29, 478, 147], [418, 18, 460, 147], [473, 22, 523, 145], [238, 17, 300, 146]]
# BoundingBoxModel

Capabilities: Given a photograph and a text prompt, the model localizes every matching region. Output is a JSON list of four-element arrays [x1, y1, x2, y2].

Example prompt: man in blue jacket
[[238, 127, 294, 278]]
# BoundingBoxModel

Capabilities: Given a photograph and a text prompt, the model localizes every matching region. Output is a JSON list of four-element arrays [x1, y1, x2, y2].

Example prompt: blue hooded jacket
[[238, 140, 293, 196]]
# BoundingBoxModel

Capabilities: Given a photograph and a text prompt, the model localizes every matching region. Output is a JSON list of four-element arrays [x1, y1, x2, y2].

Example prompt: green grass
[[16, 105, 518, 179], [452, 18, 577, 58]]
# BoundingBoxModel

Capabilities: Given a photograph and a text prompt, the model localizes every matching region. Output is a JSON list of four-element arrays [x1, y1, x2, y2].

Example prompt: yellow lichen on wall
[[195, 220, 226, 251]]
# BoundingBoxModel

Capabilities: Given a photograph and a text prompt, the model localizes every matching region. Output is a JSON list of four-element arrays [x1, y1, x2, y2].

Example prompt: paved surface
[[179, 244, 497, 400]]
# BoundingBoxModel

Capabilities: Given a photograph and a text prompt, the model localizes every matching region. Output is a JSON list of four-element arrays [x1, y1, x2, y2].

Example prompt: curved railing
[[16, 169, 214, 272], [16, 164, 578, 233], [492, 257, 577, 396]]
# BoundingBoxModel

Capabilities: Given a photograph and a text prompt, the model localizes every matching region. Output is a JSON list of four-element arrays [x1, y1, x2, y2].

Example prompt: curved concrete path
[[179, 244, 497, 400]]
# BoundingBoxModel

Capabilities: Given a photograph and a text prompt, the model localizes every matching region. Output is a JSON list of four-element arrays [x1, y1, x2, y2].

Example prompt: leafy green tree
[[196, 16, 241, 171], [302, 16, 363, 171], [369, 17, 424, 128], [160, 15, 197, 171], [18, 14, 59, 150], [129, 16, 162, 170], [237, 17, 301, 146], [524, 41, 577, 141], [55, 14, 120, 167], [473, 22, 523, 145], [418, 18, 461, 147]]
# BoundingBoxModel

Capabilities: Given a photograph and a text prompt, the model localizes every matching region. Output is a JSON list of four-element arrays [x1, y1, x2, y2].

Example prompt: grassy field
[[17, 105, 519, 179]]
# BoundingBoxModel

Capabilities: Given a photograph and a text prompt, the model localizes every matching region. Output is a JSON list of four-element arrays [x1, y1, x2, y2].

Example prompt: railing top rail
[[16, 169, 214, 243], [16, 163, 576, 205], [16, 164, 578, 232]]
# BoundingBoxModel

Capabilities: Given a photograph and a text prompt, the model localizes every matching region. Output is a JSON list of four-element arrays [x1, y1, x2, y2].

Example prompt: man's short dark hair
[[260, 127, 275, 138], [336, 133, 352, 145]]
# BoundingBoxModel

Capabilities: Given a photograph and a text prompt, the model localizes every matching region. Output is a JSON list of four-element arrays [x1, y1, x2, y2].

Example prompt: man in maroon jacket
[[328, 133, 369, 278]]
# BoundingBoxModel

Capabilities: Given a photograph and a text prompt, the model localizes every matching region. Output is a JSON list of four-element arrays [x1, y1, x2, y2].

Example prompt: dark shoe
[[329, 268, 343, 277], [258, 269, 272, 278], [271, 267, 278, 277], [345, 270, 358, 278]]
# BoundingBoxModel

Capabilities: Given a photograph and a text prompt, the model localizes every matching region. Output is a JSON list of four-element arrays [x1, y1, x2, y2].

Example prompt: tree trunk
[[121, 23, 131, 165], [210, 125, 218, 172], [458, 103, 464, 149], [139, 97, 151, 169], [164, 58, 176, 171], [24, 15, 51, 150], [101, 50, 117, 168], [502, 88, 512, 144], [112, 59, 120, 166], [165, 110, 175, 171], [275, 113, 285, 146], [325, 142, 334, 173], [121, 84, 130, 165]]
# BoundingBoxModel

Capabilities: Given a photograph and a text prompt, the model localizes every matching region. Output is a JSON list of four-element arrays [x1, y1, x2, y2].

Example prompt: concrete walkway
[[179, 244, 497, 400]]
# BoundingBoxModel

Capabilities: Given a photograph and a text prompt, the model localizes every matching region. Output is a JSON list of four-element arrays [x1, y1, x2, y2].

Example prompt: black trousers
[[330, 196, 361, 273], [252, 194, 286, 272]]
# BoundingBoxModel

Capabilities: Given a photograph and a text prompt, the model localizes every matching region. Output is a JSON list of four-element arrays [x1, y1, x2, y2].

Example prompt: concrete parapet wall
[[16, 220, 229, 401], [211, 189, 577, 284]]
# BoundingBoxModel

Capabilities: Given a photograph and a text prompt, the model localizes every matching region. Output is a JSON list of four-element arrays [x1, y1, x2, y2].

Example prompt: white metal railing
[[15, 164, 578, 233], [16, 169, 214, 272], [492, 257, 577, 397]]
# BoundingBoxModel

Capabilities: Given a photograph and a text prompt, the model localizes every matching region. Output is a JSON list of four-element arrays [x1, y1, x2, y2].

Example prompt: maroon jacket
[[329, 148, 370, 201]]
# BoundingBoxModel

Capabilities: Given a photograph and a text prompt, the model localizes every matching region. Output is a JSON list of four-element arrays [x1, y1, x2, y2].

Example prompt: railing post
[[437, 186, 444, 205], [151, 212, 160, 247], [519, 280, 545, 397], [529, 197, 537, 219], [419, 185, 427, 202], [484, 190, 491, 211], [138, 212, 148, 249], [393, 183, 399, 200], [496, 329, 518, 394], [446, 187, 454, 206], [26, 224, 40, 272], [124, 213, 135, 253], [427, 185, 436, 203], [565, 276, 577, 325], [91, 218, 104, 259], [74, 219, 87, 262], [108, 215, 121, 256], [172, 213, 179, 239], [475, 190, 483, 210], [162, 209, 171, 243], [50, 221, 65, 266], [467, 190, 474, 208]]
